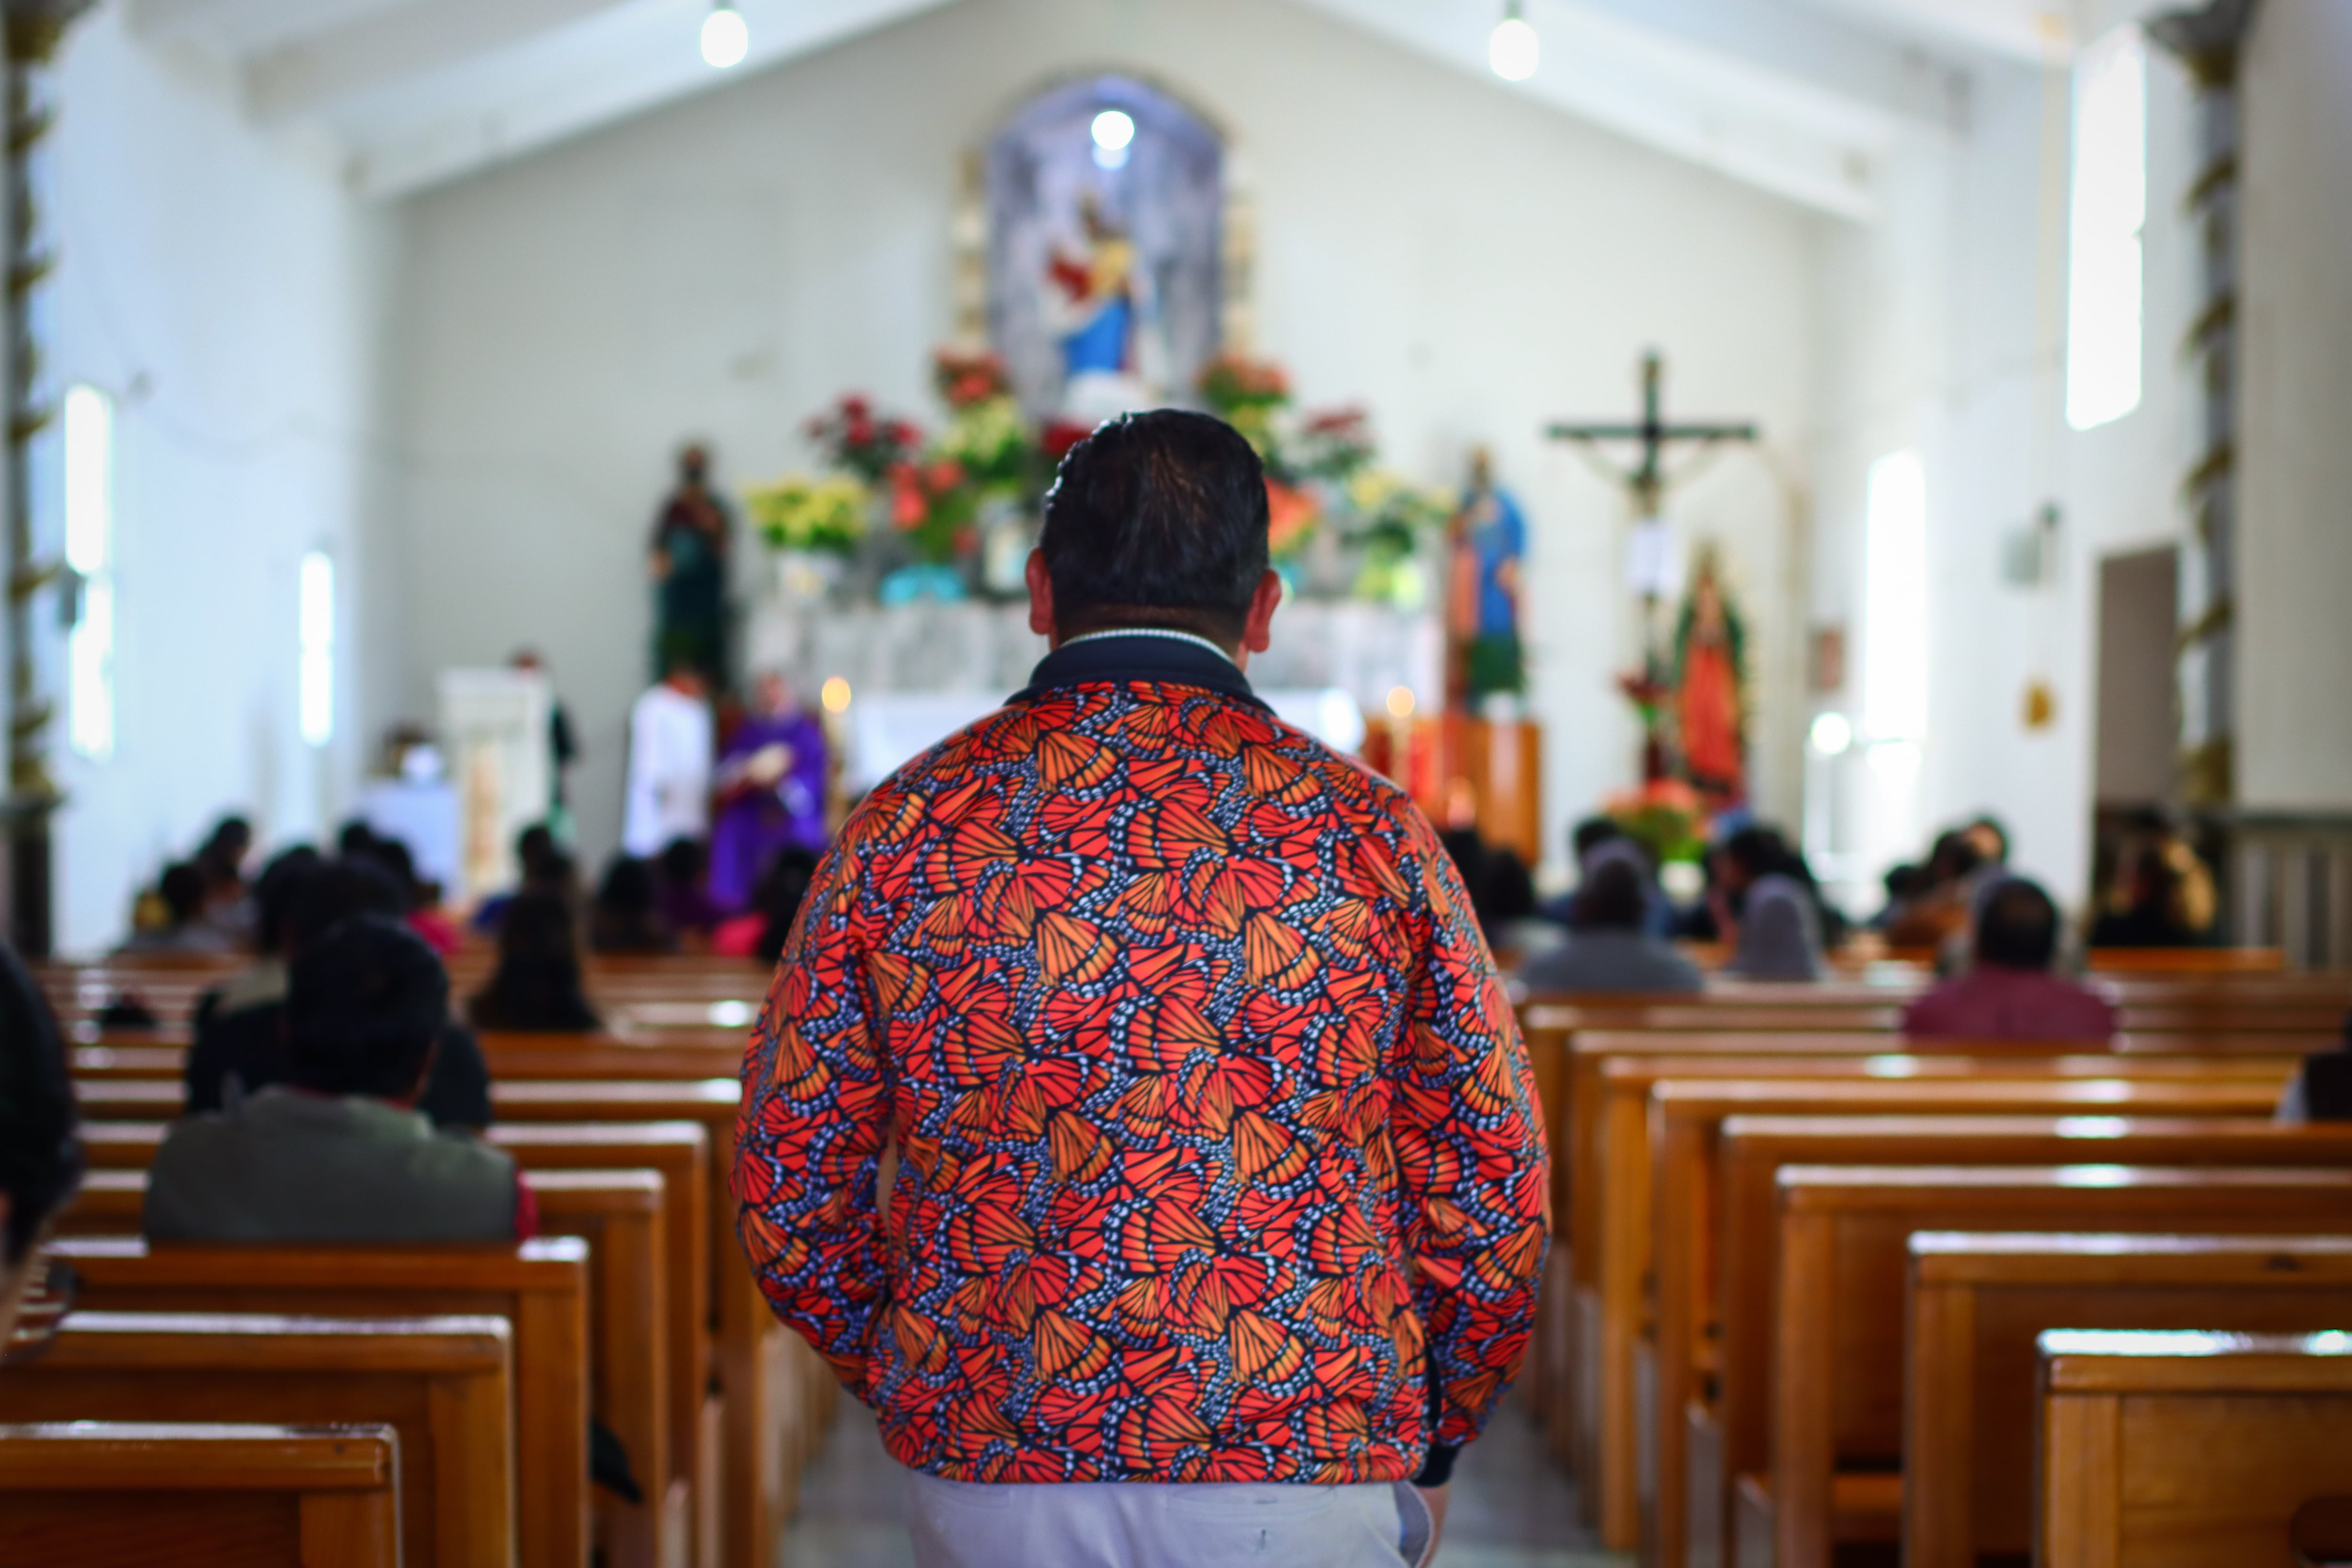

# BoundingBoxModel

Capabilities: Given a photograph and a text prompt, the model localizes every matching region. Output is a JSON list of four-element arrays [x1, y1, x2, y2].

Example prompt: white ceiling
[[119, 0, 2161, 215]]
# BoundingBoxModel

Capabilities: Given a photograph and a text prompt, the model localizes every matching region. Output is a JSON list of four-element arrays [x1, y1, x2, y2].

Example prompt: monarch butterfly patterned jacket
[[734, 634, 1549, 1485]]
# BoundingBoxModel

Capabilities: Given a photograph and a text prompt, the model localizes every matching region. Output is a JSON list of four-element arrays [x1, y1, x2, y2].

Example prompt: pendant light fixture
[[1490, 0, 1539, 80], [702, 3, 749, 68]]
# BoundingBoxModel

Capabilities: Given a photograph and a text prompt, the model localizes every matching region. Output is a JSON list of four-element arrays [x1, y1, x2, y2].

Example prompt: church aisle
[[779, 1399, 1624, 1568]]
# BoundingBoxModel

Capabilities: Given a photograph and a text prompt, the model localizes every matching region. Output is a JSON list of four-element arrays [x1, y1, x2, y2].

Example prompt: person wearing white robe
[[623, 669, 714, 857]]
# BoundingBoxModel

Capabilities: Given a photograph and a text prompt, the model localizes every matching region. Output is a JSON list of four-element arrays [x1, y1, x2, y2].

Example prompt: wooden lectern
[[1361, 716, 1543, 867]]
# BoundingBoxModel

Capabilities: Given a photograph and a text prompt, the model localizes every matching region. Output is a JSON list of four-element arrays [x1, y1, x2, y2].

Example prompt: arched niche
[[954, 74, 1248, 422]]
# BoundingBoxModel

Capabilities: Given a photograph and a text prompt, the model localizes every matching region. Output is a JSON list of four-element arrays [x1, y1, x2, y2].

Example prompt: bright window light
[[64, 385, 114, 761], [1864, 452, 1928, 742], [2066, 26, 2147, 431], [299, 551, 334, 748], [700, 6, 747, 69]]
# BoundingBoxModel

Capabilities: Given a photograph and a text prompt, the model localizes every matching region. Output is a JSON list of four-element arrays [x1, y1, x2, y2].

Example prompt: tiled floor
[[780, 1399, 1627, 1568]]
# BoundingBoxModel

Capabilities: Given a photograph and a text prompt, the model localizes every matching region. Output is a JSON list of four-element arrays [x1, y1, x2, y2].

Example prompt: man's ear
[[1025, 549, 1058, 643], [1240, 569, 1284, 655]]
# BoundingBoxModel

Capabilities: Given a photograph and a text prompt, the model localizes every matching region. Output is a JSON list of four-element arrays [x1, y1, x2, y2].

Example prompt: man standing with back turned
[[734, 411, 1549, 1567]]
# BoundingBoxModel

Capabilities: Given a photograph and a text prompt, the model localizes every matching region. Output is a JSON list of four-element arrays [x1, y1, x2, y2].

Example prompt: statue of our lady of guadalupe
[[648, 444, 732, 687], [1673, 548, 1747, 804]]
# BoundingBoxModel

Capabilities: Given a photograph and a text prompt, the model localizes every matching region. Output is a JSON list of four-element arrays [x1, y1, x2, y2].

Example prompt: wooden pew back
[[0, 1312, 512, 1568], [0, 1421, 402, 1568], [2039, 1329, 2352, 1567], [1764, 1167, 2352, 1568], [1907, 1235, 2352, 1568], [48, 1238, 588, 1568]]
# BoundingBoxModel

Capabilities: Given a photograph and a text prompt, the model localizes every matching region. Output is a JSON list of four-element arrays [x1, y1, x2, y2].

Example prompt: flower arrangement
[[885, 458, 979, 565], [804, 394, 923, 484], [1604, 777, 1709, 867], [744, 473, 870, 557], [756, 347, 1454, 603]]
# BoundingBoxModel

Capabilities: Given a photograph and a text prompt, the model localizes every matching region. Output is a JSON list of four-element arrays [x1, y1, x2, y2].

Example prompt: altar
[[746, 594, 1438, 792]]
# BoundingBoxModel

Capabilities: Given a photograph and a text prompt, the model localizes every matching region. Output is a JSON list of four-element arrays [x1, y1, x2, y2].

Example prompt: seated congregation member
[[467, 892, 601, 1033], [2090, 827, 2219, 947], [710, 846, 819, 962], [119, 862, 237, 956], [2276, 1018, 2352, 1123], [0, 940, 82, 1349], [1517, 855, 1702, 995], [470, 822, 562, 933], [655, 836, 721, 939], [184, 859, 493, 1130], [1901, 876, 2117, 1043], [1713, 826, 1828, 980], [194, 845, 323, 1023], [734, 411, 1547, 1567], [589, 854, 676, 955], [149, 916, 532, 1242], [350, 832, 462, 957]]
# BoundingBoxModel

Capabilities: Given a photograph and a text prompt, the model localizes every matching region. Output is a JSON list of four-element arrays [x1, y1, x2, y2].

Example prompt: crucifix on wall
[[1548, 350, 1759, 795]]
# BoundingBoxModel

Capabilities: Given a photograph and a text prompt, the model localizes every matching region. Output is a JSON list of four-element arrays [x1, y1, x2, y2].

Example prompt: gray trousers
[[906, 1471, 1438, 1568]]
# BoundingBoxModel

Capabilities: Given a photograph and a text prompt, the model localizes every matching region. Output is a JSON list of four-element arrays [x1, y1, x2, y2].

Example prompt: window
[[299, 551, 334, 748], [2066, 25, 2147, 431], [63, 385, 114, 761], [1864, 451, 1928, 743]]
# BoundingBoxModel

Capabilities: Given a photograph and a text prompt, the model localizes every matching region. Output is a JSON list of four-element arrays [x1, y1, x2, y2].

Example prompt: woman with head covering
[[1725, 871, 1824, 981]]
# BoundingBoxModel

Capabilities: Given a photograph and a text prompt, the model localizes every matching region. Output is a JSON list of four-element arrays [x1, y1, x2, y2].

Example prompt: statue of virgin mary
[[1041, 194, 1164, 423]]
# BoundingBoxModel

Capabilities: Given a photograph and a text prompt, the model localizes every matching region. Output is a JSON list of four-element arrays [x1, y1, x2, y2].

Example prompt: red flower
[[1043, 421, 1093, 460], [889, 462, 929, 529]]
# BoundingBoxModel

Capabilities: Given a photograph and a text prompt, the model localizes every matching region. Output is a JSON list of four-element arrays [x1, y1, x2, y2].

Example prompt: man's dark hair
[[598, 856, 657, 915], [254, 846, 324, 953], [1570, 857, 1647, 932], [1572, 817, 1626, 862], [336, 820, 378, 858], [157, 862, 208, 925], [1039, 410, 1269, 643], [286, 915, 449, 1099], [284, 858, 406, 954], [0, 942, 80, 1265], [1976, 876, 2062, 970]]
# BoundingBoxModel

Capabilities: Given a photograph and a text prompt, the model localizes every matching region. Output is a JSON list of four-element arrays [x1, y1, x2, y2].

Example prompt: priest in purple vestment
[[709, 673, 830, 913]]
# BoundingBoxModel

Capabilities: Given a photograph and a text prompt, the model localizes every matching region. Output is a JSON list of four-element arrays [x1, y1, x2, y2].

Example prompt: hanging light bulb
[[701, 4, 749, 68], [1490, 0, 1539, 80]]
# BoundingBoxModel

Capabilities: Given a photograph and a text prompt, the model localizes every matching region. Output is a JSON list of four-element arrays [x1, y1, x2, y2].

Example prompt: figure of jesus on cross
[[1548, 350, 1757, 788]]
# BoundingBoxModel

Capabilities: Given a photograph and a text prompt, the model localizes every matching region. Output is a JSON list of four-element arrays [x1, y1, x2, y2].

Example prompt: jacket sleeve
[[730, 833, 894, 1397], [1389, 813, 1551, 1450]]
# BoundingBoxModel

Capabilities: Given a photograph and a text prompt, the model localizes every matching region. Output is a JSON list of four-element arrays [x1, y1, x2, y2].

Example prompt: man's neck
[[1058, 624, 1244, 669]]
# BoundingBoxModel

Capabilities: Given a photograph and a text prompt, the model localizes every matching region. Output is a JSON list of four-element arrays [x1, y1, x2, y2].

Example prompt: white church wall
[[381, 0, 1820, 883], [2238, 0, 2352, 811], [1807, 40, 2200, 912], [43, 9, 394, 953]]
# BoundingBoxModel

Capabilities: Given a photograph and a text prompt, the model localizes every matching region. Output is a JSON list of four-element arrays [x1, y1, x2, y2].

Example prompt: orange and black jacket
[[734, 632, 1549, 1485]]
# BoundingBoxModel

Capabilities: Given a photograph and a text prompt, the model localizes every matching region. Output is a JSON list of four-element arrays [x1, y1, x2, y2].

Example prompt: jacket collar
[[1012, 629, 1269, 711]]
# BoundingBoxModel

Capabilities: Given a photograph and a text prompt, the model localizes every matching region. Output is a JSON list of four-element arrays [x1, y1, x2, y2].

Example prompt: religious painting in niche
[[985, 76, 1223, 425], [1672, 546, 1748, 805]]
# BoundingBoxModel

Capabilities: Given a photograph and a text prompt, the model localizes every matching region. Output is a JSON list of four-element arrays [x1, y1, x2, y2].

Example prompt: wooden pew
[[2038, 1328, 2352, 1567], [0, 1312, 514, 1567], [56, 1148, 695, 1568], [489, 1079, 817, 1568], [1908, 1234, 2352, 1568], [1748, 1166, 2352, 1568], [1648, 1099, 2349, 1568], [1564, 1055, 2293, 1550], [49, 1237, 590, 1568], [62, 1076, 811, 1568], [0, 1421, 402, 1568]]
